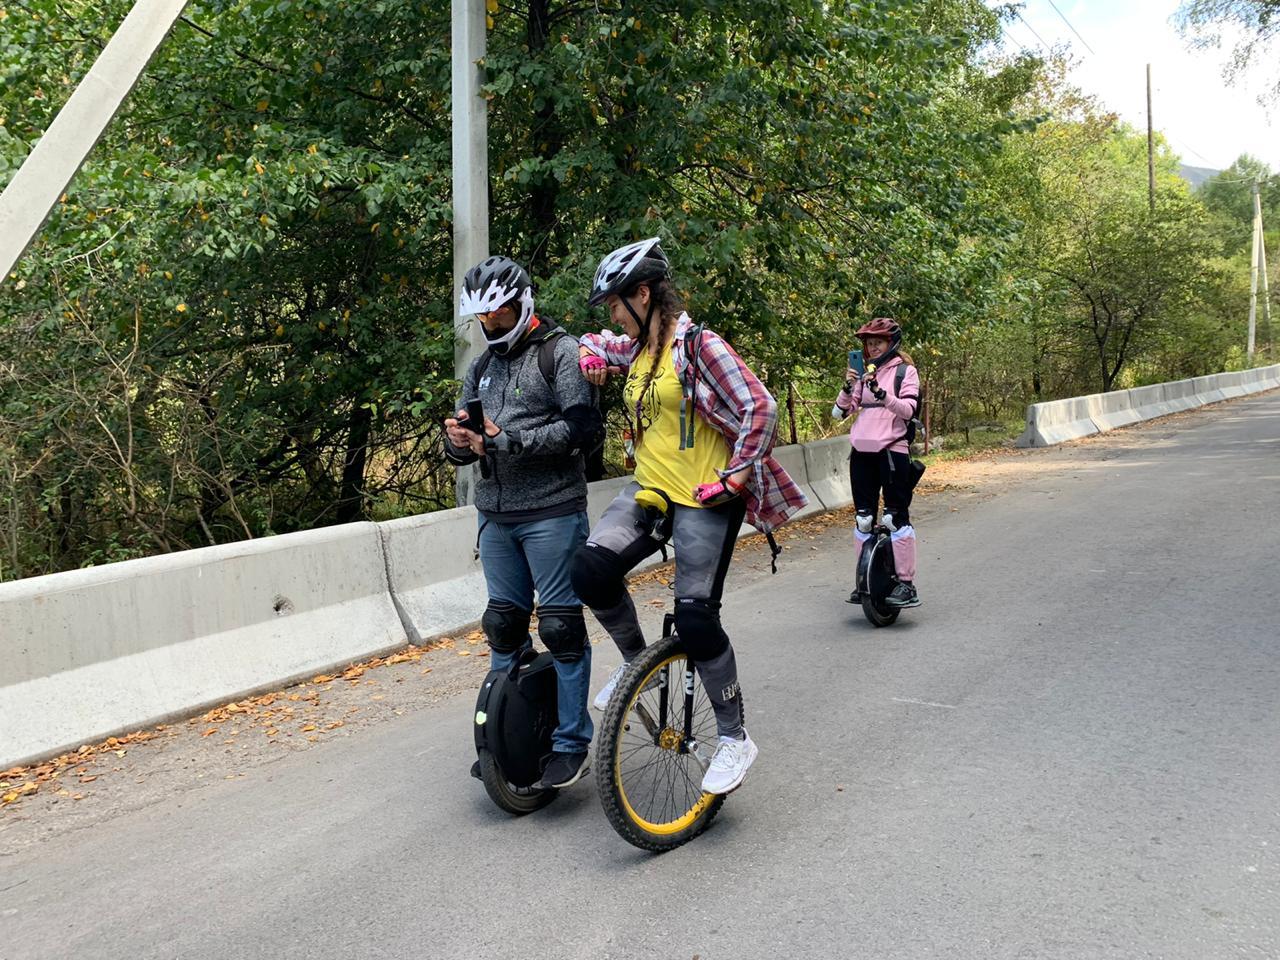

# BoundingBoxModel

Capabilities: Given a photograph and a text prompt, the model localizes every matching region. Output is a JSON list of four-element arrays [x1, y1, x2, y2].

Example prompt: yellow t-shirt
[[624, 345, 731, 508]]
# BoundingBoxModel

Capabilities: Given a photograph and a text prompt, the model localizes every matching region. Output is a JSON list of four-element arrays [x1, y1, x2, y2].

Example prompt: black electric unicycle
[[472, 647, 559, 815], [853, 519, 901, 628]]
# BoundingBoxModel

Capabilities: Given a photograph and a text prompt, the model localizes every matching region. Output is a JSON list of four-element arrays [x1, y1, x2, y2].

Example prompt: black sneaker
[[886, 581, 920, 608], [846, 589, 862, 605], [538, 750, 590, 789], [470, 759, 481, 780]]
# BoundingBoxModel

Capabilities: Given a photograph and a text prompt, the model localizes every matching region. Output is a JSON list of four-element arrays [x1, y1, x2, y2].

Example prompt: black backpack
[[474, 328, 607, 480]]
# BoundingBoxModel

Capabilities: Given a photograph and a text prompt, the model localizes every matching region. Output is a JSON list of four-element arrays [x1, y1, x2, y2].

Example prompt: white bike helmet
[[587, 237, 670, 307], [459, 256, 535, 355]]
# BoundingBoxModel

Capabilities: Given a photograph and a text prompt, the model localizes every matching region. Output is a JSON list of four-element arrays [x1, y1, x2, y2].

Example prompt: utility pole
[[1146, 64, 1156, 215], [1259, 189, 1272, 343], [1249, 179, 1262, 359], [452, 0, 489, 506]]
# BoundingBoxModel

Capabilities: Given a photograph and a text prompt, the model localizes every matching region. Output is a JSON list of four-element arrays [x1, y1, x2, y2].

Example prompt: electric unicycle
[[853, 519, 901, 627], [472, 647, 559, 815]]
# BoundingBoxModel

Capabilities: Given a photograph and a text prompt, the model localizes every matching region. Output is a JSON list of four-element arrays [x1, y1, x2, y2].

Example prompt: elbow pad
[[562, 403, 604, 453]]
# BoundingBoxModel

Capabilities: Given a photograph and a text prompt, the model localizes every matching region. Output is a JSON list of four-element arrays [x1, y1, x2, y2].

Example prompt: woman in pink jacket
[[832, 317, 922, 608]]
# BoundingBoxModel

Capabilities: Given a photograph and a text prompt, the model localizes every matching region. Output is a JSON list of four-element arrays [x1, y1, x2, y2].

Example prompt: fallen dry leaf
[[312, 674, 334, 684], [301, 723, 317, 732], [264, 728, 279, 737], [78, 775, 97, 784], [3, 791, 19, 804], [72, 793, 84, 801], [201, 727, 218, 737]]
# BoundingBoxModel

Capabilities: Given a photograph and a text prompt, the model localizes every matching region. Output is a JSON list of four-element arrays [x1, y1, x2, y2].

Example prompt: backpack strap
[[474, 348, 493, 385], [679, 323, 705, 451], [536, 328, 565, 387]]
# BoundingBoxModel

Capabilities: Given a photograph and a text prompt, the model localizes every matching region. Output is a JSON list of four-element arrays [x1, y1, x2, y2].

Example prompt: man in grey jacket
[[445, 256, 600, 789]]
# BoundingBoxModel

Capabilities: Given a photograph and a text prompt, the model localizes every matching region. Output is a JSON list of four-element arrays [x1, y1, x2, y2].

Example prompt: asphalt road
[[3, 394, 1278, 960]]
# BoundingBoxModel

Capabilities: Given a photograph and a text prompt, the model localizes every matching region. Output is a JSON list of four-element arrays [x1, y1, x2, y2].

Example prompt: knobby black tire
[[595, 635, 728, 852], [477, 747, 557, 816]]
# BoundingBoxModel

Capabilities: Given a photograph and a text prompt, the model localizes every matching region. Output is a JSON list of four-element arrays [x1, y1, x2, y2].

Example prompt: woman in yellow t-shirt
[[570, 237, 807, 796]]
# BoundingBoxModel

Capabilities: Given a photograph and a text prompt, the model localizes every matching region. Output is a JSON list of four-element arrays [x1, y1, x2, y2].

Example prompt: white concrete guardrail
[[0, 442, 856, 768], [1015, 365, 1280, 448], [8, 363, 1275, 769]]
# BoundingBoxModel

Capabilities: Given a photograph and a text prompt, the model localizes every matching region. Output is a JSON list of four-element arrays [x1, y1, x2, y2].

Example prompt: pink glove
[[694, 476, 743, 506], [579, 354, 606, 373]]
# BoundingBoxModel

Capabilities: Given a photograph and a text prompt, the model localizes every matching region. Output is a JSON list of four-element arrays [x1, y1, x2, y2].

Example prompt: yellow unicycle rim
[[613, 656, 718, 836]]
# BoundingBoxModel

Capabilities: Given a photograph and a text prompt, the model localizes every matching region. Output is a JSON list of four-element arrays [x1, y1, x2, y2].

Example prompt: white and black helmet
[[587, 236, 671, 307], [459, 255, 535, 354]]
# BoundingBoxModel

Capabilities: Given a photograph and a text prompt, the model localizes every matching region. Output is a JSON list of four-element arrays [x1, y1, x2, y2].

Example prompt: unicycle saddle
[[472, 646, 559, 815]]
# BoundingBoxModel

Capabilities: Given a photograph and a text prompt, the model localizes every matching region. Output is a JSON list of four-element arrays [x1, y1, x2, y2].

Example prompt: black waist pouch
[[907, 458, 926, 491]]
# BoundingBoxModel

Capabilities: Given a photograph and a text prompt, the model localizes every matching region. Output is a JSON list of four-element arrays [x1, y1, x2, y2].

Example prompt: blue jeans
[[478, 511, 593, 753]]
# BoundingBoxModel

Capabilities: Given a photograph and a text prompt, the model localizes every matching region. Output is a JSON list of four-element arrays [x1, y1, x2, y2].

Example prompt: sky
[[993, 0, 1279, 172]]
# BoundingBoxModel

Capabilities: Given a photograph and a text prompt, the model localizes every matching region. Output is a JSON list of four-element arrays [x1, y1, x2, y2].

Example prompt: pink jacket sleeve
[[881, 364, 920, 420], [834, 378, 864, 415]]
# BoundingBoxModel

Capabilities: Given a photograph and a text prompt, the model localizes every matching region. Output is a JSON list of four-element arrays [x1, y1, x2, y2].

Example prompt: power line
[[1041, 0, 1096, 55], [1014, 10, 1053, 54]]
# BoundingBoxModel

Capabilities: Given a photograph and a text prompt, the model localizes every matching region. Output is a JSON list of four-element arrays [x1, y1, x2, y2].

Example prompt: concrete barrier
[[802, 436, 853, 511], [1192, 374, 1228, 405], [1126, 384, 1175, 420], [378, 507, 488, 645], [1016, 396, 1100, 447], [1163, 377, 1201, 413], [0, 524, 405, 770], [1217, 371, 1249, 400], [1086, 390, 1144, 432]]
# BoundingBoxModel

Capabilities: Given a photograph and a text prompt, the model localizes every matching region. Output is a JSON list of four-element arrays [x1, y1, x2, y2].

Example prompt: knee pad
[[856, 512, 874, 534], [570, 544, 627, 610], [881, 508, 909, 530], [537, 605, 587, 663], [481, 600, 531, 655], [674, 597, 731, 662]]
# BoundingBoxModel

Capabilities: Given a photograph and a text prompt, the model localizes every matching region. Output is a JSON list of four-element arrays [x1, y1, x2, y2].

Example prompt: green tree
[[1177, 0, 1280, 104]]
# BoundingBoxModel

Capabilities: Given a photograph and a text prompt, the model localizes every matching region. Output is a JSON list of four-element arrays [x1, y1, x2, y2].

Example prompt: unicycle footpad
[[474, 650, 558, 789]]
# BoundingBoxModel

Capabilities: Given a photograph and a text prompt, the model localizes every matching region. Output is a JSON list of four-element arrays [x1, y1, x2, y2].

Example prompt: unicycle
[[472, 647, 559, 815], [594, 488, 733, 852], [853, 518, 900, 627]]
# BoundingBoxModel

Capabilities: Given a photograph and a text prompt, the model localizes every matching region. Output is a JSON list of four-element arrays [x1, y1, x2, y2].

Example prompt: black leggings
[[850, 449, 913, 526]]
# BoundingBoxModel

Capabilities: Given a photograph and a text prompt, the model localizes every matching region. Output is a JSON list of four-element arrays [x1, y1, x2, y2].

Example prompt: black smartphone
[[848, 348, 865, 377], [462, 398, 485, 434]]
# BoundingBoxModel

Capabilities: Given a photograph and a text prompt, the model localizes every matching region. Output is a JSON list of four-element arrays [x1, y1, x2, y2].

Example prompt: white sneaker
[[701, 730, 758, 795], [593, 663, 628, 711]]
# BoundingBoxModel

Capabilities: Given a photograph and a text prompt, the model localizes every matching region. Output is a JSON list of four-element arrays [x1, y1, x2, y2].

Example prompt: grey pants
[[577, 482, 746, 738]]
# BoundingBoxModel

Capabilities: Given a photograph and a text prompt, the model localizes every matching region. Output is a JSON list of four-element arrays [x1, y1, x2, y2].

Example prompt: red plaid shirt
[[580, 313, 808, 533]]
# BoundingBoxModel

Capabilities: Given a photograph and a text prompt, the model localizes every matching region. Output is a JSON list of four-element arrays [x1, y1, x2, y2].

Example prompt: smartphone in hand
[[847, 348, 865, 378], [462, 398, 486, 434]]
